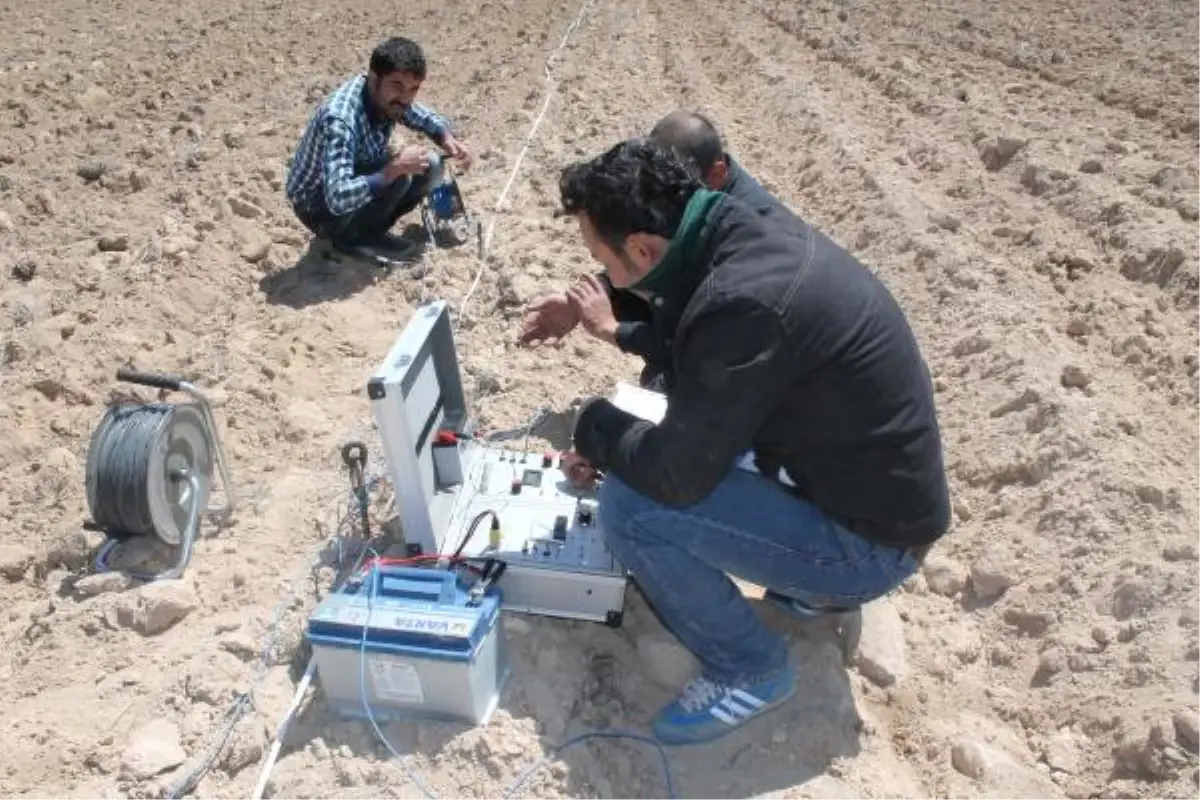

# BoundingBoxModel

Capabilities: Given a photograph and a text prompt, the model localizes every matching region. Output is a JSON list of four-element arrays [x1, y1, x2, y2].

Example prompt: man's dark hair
[[369, 37, 426, 79], [649, 110, 726, 175], [558, 138, 703, 250]]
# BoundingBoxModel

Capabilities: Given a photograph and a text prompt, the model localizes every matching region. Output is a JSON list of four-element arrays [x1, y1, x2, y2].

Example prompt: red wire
[[357, 553, 481, 575]]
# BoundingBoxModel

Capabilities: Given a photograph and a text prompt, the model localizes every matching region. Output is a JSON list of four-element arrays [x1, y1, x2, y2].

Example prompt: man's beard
[[386, 100, 409, 120]]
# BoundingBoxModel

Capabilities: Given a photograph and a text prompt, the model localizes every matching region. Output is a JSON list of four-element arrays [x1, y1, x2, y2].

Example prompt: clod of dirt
[[109, 579, 198, 635], [11, 256, 36, 282], [855, 599, 907, 687], [120, 718, 186, 780], [97, 233, 129, 252], [76, 161, 107, 182], [977, 136, 1027, 171]]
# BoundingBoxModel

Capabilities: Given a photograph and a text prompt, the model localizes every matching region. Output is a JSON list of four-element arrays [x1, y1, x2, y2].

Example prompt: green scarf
[[631, 188, 723, 296]]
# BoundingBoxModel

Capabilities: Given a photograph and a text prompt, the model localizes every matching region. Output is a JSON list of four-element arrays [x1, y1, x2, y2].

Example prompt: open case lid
[[366, 300, 471, 555]]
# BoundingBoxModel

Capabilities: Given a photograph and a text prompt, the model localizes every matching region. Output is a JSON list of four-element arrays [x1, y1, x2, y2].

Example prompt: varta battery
[[306, 564, 508, 726]]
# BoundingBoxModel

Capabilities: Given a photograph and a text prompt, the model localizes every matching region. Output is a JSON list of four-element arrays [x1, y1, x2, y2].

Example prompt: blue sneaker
[[651, 667, 797, 745]]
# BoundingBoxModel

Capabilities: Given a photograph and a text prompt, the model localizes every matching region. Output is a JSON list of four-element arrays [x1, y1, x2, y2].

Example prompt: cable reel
[[85, 368, 236, 582]]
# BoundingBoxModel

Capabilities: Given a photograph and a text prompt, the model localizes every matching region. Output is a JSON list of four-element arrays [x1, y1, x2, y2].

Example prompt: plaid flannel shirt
[[285, 73, 448, 218]]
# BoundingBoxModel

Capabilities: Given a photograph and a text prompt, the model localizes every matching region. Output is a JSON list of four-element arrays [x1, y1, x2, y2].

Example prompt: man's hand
[[441, 133, 473, 170], [561, 450, 600, 490], [383, 146, 431, 180], [566, 274, 618, 345], [518, 292, 579, 347]]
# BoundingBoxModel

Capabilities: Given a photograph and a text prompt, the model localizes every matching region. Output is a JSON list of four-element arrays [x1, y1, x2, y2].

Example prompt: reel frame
[[89, 367, 236, 582]]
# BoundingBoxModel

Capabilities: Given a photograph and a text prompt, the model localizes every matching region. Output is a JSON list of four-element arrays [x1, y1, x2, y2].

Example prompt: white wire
[[455, 0, 598, 329]]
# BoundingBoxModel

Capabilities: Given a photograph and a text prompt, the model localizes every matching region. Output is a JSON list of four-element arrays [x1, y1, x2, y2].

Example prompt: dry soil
[[1, 0, 1198, 798]]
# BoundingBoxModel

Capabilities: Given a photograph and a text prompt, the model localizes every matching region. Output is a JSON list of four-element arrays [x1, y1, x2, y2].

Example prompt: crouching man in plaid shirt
[[285, 36, 472, 262]]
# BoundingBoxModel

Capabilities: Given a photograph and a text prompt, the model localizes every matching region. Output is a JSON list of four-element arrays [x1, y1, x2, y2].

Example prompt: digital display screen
[[522, 469, 543, 488]]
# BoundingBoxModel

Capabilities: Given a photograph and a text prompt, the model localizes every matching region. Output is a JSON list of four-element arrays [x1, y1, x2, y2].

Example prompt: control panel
[[444, 444, 627, 625]]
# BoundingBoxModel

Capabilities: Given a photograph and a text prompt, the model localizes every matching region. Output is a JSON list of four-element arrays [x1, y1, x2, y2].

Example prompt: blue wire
[[352, 562, 678, 800], [357, 563, 441, 799], [501, 728, 678, 799]]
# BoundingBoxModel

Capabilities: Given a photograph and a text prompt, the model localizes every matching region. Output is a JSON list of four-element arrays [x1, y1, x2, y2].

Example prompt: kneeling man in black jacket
[[557, 138, 952, 746]]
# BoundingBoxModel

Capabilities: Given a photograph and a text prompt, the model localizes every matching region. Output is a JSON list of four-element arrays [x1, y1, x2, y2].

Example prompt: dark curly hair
[[370, 37, 427, 79], [558, 138, 703, 250]]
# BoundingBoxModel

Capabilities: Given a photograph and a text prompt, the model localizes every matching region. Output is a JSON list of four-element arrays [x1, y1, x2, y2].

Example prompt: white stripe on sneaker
[[709, 705, 740, 726], [731, 689, 766, 709], [721, 696, 757, 718]]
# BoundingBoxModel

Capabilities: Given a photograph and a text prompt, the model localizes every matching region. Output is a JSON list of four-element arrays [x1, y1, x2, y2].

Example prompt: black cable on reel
[[88, 403, 175, 540], [85, 387, 218, 581]]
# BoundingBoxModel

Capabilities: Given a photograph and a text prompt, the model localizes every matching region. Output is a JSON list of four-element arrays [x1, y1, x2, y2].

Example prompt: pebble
[[951, 738, 1059, 795], [240, 236, 271, 263], [112, 579, 198, 635], [929, 212, 961, 232], [978, 136, 1027, 171], [77, 85, 112, 112], [1033, 647, 1065, 686], [228, 194, 263, 219], [1060, 365, 1091, 390], [1163, 543, 1198, 562], [76, 161, 107, 182], [970, 543, 1018, 599], [32, 189, 56, 216], [951, 739, 997, 779], [1045, 728, 1083, 774], [97, 233, 129, 252], [219, 631, 260, 661], [990, 644, 1015, 666], [1111, 579, 1157, 620], [11, 256, 36, 282], [1078, 159, 1104, 174], [120, 718, 186, 780], [922, 554, 968, 597], [73, 572, 132, 597], [855, 599, 906, 687], [0, 544, 33, 580], [1174, 711, 1199, 754]]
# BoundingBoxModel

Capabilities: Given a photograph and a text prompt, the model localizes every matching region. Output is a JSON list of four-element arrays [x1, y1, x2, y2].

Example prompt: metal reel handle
[[117, 367, 184, 392], [116, 365, 237, 518]]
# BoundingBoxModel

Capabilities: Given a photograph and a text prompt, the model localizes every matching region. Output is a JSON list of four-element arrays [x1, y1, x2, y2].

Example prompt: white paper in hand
[[609, 382, 668, 424]]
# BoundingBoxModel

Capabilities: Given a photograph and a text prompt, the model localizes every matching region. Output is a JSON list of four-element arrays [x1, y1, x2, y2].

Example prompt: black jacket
[[604, 155, 802, 382], [573, 193, 952, 548]]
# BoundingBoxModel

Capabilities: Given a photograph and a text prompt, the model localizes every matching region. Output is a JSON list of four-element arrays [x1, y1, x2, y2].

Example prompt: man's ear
[[706, 159, 729, 190]]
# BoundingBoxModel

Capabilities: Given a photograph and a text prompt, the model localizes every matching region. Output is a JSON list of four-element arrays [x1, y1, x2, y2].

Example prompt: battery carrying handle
[[372, 566, 457, 604]]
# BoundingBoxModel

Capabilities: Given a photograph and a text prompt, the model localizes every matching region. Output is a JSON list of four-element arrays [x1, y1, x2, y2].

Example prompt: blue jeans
[[599, 469, 923, 685]]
